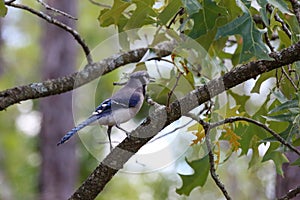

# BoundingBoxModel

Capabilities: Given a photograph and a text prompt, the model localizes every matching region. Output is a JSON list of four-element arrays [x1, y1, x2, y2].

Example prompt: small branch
[[281, 67, 298, 91], [210, 116, 300, 156], [6, 2, 93, 64], [166, 72, 182, 107], [88, 0, 111, 8], [267, 4, 292, 38], [264, 32, 275, 52], [278, 185, 300, 200], [148, 119, 193, 143], [0, 42, 175, 111], [4, 0, 16, 3], [185, 113, 232, 200], [166, 7, 185, 29], [289, 0, 300, 26], [37, 0, 78, 20], [205, 127, 232, 200]]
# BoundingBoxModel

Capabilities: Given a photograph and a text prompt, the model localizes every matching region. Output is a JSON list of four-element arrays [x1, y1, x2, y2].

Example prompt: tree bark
[[39, 1, 78, 200]]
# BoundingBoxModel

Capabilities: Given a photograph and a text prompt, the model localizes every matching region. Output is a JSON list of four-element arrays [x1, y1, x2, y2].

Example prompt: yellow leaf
[[223, 126, 241, 152], [191, 129, 205, 145]]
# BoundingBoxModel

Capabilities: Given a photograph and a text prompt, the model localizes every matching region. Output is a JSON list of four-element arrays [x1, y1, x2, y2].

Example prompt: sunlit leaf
[[176, 155, 209, 195]]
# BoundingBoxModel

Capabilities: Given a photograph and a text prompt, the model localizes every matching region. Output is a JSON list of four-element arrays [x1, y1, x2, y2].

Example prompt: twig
[[37, 0, 77, 20], [150, 103, 213, 143], [264, 32, 275, 52], [4, 0, 16, 3], [210, 116, 300, 156], [278, 185, 300, 200], [6, 2, 93, 64], [166, 7, 185, 29], [267, 4, 292, 38], [88, 0, 111, 8], [185, 113, 232, 200], [166, 72, 182, 107], [205, 127, 232, 200], [281, 67, 298, 91], [289, 0, 300, 26], [149, 119, 193, 143]]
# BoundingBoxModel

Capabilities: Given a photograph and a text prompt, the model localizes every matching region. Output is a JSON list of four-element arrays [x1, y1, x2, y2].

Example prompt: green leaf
[[257, 0, 269, 26], [98, 0, 130, 27], [215, 10, 270, 63], [181, 0, 202, 16], [268, 0, 293, 15], [268, 99, 298, 114], [263, 113, 298, 122], [228, 90, 251, 113], [189, 0, 227, 39], [157, 0, 182, 25], [251, 71, 274, 93], [0, 0, 7, 17], [262, 142, 289, 175], [124, 0, 157, 30], [176, 155, 210, 195]]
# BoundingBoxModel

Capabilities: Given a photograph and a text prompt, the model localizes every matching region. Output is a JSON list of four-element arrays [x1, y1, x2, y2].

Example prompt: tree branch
[[289, 0, 300, 26], [0, 42, 174, 111], [5, 2, 93, 64], [69, 42, 300, 200]]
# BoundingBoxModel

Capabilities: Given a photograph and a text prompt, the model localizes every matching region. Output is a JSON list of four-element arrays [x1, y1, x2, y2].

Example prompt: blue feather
[[94, 99, 112, 114], [129, 92, 141, 107], [57, 114, 100, 146]]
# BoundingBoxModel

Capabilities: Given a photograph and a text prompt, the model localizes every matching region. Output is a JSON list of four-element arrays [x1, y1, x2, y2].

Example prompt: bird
[[57, 70, 154, 149]]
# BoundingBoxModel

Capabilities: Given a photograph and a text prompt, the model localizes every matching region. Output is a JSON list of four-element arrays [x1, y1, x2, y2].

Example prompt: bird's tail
[[57, 114, 100, 146]]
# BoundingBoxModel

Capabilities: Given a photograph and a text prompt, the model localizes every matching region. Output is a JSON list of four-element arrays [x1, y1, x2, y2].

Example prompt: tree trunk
[[39, 1, 78, 200], [276, 150, 300, 199]]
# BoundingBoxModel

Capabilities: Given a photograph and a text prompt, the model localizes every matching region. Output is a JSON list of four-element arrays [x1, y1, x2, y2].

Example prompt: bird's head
[[129, 71, 155, 85]]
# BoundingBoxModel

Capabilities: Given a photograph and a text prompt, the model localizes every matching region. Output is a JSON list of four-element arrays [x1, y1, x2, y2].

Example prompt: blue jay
[[57, 71, 154, 149]]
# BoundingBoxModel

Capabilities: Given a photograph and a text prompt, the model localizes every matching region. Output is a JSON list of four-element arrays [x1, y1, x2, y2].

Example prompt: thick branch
[[0, 42, 174, 111], [69, 42, 300, 200]]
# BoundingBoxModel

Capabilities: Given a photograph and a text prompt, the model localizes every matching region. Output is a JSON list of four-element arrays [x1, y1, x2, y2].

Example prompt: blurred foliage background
[[0, 0, 299, 200]]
